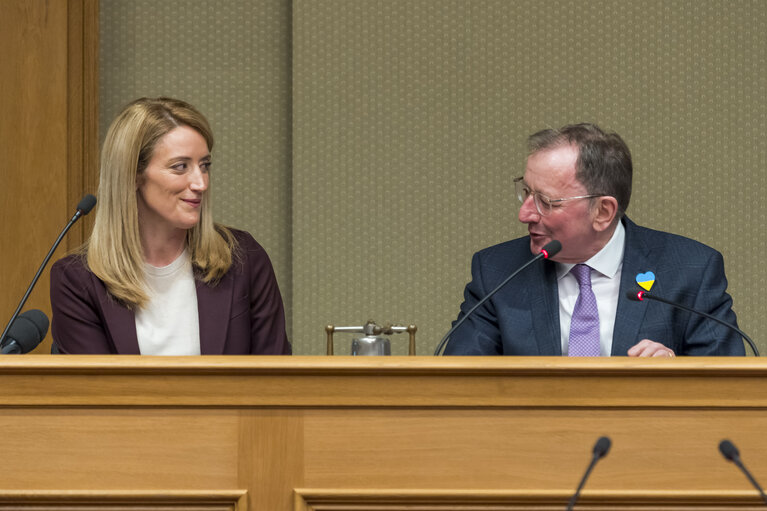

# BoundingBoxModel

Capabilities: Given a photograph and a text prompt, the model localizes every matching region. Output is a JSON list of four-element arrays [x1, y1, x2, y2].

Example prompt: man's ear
[[591, 196, 619, 232]]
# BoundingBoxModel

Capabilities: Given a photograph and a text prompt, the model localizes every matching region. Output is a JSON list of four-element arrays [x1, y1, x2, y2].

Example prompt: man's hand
[[627, 339, 676, 357]]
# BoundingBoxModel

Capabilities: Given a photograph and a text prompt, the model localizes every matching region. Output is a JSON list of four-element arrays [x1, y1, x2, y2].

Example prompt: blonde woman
[[50, 98, 290, 354]]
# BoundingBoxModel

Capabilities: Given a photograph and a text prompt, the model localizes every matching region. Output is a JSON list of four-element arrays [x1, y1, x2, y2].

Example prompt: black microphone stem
[[566, 436, 610, 511], [720, 440, 767, 505], [566, 456, 599, 511], [434, 251, 547, 356], [733, 458, 767, 505], [641, 293, 759, 357], [0, 208, 86, 345]]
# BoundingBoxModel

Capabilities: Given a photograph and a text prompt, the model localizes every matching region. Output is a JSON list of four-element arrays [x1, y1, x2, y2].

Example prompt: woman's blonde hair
[[86, 97, 235, 309]]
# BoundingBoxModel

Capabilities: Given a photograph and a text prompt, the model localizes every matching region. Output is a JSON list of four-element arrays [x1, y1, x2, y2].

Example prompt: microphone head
[[541, 240, 562, 259], [76, 194, 97, 215], [626, 290, 645, 301], [719, 439, 740, 462], [593, 436, 611, 459], [21, 309, 49, 339], [3, 309, 49, 353]]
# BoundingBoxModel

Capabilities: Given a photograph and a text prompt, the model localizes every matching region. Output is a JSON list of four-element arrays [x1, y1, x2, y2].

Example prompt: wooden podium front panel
[[0, 409, 240, 488], [303, 408, 766, 490], [0, 408, 303, 509], [0, 356, 764, 511]]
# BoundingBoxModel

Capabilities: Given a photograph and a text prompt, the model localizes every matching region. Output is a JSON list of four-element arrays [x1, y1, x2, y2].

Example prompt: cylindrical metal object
[[350, 335, 391, 356]]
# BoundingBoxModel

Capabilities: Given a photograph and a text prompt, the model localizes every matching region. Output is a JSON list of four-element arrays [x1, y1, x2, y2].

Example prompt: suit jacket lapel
[[97, 290, 140, 354], [197, 271, 234, 355], [530, 259, 562, 355], [612, 218, 651, 356]]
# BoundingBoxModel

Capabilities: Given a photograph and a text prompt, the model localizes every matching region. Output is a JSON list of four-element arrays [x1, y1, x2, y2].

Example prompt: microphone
[[566, 436, 611, 511], [626, 290, 759, 356], [719, 439, 767, 505], [74, 194, 97, 218], [0, 309, 49, 354], [434, 240, 562, 355], [0, 194, 97, 351]]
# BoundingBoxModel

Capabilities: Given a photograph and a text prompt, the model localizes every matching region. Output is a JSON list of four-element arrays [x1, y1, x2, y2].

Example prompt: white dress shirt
[[556, 221, 626, 356]]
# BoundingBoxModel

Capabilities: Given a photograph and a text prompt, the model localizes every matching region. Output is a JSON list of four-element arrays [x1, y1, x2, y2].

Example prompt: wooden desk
[[0, 356, 764, 510]]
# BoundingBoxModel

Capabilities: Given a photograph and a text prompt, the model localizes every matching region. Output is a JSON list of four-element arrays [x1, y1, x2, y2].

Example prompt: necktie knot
[[571, 264, 592, 288]]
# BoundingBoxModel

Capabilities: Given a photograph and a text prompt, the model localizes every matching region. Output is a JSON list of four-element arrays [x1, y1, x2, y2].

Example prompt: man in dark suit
[[445, 123, 744, 356]]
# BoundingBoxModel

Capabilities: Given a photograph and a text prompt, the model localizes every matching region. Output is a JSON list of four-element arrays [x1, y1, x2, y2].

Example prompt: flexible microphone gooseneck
[[719, 439, 767, 505], [434, 239, 562, 355], [565, 436, 612, 511], [626, 290, 759, 356], [0, 194, 97, 350]]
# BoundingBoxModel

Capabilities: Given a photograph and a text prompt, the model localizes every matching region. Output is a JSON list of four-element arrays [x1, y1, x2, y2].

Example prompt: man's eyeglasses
[[514, 177, 603, 217]]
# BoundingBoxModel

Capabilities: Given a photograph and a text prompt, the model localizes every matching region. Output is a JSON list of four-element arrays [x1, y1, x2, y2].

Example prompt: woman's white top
[[135, 249, 201, 355]]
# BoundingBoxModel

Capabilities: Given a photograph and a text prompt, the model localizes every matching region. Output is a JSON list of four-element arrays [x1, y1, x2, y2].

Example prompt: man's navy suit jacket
[[444, 217, 745, 356]]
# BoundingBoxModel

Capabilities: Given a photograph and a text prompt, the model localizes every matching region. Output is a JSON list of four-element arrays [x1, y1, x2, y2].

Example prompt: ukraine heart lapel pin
[[636, 271, 655, 291]]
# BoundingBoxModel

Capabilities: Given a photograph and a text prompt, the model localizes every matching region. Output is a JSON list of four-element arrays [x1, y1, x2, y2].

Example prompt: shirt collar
[[556, 220, 626, 280]]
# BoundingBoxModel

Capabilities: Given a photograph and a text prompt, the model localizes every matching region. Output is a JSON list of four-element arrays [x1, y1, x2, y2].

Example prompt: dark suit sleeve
[[241, 236, 291, 355], [50, 258, 116, 354], [444, 251, 503, 355], [682, 250, 744, 355]]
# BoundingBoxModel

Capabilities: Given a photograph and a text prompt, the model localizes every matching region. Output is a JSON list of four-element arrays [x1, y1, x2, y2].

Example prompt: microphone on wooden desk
[[625, 290, 759, 356], [719, 439, 767, 505], [565, 436, 611, 511], [0, 309, 49, 354], [434, 239, 562, 355], [0, 194, 96, 352]]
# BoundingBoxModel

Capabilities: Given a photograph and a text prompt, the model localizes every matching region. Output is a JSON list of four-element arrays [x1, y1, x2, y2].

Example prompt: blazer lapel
[[98, 291, 140, 354], [612, 218, 651, 356], [529, 259, 562, 355], [197, 271, 234, 355]]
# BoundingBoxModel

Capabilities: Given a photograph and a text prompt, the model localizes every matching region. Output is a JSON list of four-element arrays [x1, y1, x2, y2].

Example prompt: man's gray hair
[[528, 123, 632, 218]]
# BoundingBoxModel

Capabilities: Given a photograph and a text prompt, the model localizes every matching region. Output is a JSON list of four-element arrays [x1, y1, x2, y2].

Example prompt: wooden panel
[[0, 356, 763, 510], [303, 409, 767, 491], [0, 356, 763, 407], [239, 411, 304, 510], [0, 490, 245, 511], [66, 0, 99, 249], [0, 409, 239, 489], [0, 0, 98, 353], [0, 0, 69, 347], [294, 489, 767, 511]]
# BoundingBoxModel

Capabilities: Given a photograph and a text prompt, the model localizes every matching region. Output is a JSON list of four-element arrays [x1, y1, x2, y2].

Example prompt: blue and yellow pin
[[635, 271, 655, 291]]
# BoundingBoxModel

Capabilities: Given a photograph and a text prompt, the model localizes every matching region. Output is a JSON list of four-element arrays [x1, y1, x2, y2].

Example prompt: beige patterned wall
[[101, 0, 767, 356]]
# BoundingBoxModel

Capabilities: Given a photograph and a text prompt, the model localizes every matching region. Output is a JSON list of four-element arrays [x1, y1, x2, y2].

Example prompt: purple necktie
[[568, 264, 601, 356]]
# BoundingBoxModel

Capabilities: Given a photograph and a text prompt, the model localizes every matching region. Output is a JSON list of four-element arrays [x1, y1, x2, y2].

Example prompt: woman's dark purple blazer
[[50, 229, 291, 355]]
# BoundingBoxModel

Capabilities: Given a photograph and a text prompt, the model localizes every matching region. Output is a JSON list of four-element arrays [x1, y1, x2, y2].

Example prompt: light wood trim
[[0, 490, 246, 510], [295, 489, 767, 510], [1, 355, 764, 373], [66, 0, 99, 250], [0, 356, 764, 407]]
